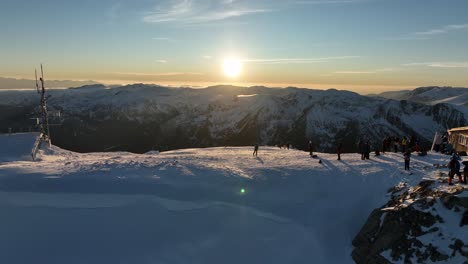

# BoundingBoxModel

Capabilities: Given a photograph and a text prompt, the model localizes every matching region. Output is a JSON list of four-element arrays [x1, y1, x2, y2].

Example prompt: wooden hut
[[448, 126, 468, 153]]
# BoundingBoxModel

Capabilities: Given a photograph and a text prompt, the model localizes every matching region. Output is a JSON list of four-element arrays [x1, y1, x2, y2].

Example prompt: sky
[[1, 0, 467, 93]]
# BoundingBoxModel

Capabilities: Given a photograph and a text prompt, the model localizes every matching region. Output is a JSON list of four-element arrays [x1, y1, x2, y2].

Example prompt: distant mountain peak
[[0, 76, 101, 90]]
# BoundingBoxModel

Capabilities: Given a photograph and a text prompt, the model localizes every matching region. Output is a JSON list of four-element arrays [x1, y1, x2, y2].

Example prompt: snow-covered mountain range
[[375, 86, 468, 107], [0, 84, 467, 153], [0, 77, 100, 90]]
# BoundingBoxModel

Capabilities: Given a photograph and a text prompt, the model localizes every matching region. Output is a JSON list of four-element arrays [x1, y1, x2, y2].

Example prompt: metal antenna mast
[[35, 64, 51, 146]]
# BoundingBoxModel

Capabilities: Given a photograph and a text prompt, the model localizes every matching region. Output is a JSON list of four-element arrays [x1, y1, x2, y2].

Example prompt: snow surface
[[0, 132, 39, 162], [0, 137, 466, 264]]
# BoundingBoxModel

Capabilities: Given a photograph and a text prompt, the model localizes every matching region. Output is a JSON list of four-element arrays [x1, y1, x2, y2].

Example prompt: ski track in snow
[[0, 134, 466, 264]]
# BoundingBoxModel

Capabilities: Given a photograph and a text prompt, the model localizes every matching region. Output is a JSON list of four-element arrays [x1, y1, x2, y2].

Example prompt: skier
[[403, 149, 411, 171], [253, 144, 259, 157], [337, 142, 343, 160]]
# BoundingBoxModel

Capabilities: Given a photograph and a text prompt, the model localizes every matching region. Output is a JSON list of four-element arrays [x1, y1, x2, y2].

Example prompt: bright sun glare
[[223, 58, 242, 78]]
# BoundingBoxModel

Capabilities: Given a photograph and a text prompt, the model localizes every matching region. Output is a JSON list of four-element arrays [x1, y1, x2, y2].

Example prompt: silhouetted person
[[364, 141, 370, 160], [337, 142, 343, 160], [253, 144, 259, 156], [404, 150, 411, 171], [309, 140, 314, 156], [358, 139, 364, 160]]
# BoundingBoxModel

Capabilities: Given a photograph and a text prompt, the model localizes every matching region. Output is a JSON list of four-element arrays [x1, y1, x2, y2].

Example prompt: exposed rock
[[352, 180, 467, 264], [441, 189, 468, 209]]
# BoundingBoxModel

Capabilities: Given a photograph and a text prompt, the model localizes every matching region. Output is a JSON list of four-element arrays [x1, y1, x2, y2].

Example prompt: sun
[[223, 58, 242, 78]]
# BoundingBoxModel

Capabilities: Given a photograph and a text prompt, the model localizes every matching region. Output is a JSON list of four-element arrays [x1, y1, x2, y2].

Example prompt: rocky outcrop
[[352, 180, 468, 264]]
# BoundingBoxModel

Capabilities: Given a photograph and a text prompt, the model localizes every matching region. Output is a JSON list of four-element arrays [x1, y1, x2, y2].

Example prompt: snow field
[[0, 143, 465, 264]]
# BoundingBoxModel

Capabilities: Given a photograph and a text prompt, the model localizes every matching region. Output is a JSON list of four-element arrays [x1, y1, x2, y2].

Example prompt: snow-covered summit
[[377, 86, 468, 107], [0, 141, 466, 263]]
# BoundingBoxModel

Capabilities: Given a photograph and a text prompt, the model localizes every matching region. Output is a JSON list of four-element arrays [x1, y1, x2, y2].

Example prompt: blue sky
[[1, 0, 467, 92]]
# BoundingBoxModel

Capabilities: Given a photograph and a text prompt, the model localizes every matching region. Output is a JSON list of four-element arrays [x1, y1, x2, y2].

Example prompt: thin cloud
[[382, 36, 429, 41], [152, 37, 175, 42], [375, 67, 399, 72], [192, 9, 270, 22], [243, 56, 360, 64], [386, 23, 468, 41], [202, 55, 212, 60], [335, 71, 375, 74], [112, 72, 204, 76], [414, 24, 468, 36], [156, 60, 168, 63], [143, 0, 192, 23], [143, 0, 271, 24], [295, 0, 361, 4], [403, 62, 468, 68]]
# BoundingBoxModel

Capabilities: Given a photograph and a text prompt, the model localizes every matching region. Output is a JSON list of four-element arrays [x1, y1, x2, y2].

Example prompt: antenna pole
[[35, 64, 52, 146], [35, 69, 40, 94]]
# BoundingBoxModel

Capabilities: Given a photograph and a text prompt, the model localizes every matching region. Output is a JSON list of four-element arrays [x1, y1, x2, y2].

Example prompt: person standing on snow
[[364, 140, 371, 160], [403, 149, 411, 171], [337, 142, 343, 160], [358, 139, 364, 160], [253, 144, 259, 157], [309, 140, 314, 156], [447, 154, 462, 185]]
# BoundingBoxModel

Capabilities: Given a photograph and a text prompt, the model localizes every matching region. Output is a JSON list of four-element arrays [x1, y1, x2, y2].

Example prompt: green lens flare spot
[[240, 188, 246, 194]]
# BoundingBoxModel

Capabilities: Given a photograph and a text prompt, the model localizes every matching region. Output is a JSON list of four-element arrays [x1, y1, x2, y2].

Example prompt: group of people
[[252, 137, 468, 185], [381, 135, 421, 154], [447, 153, 467, 185], [357, 140, 372, 160]]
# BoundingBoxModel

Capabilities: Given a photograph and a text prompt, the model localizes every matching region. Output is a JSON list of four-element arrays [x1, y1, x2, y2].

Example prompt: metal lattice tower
[[35, 64, 51, 146]]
